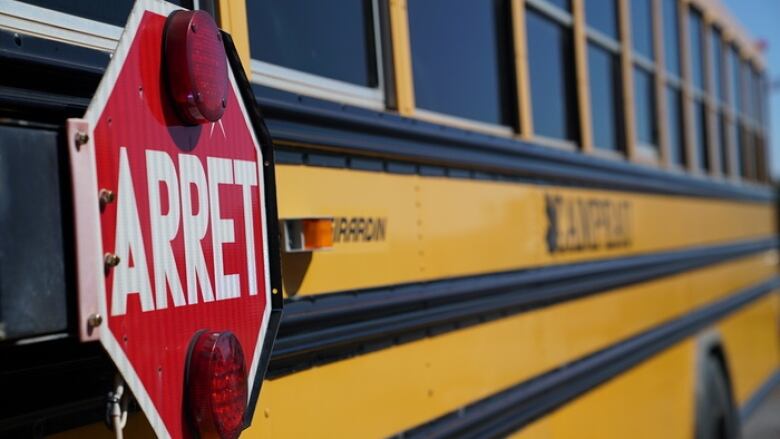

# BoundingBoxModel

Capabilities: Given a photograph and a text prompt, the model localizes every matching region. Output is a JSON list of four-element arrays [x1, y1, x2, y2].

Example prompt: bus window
[[588, 43, 622, 152], [246, 0, 383, 108], [662, 0, 681, 77], [728, 45, 741, 112], [407, 0, 514, 127], [526, 3, 578, 143], [711, 27, 728, 175], [688, 8, 708, 172], [631, 0, 657, 152], [17, 0, 191, 26], [634, 67, 657, 148], [631, 0, 653, 60], [585, 0, 622, 153], [585, 0, 618, 39], [666, 86, 686, 166]]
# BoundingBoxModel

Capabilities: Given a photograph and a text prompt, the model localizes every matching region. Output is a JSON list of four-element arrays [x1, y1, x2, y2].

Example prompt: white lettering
[[207, 157, 240, 300], [179, 154, 215, 304], [146, 150, 186, 310], [233, 160, 258, 296], [111, 147, 155, 316]]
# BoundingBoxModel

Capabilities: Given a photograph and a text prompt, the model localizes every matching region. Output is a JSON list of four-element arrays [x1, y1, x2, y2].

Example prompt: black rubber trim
[[267, 237, 778, 377], [0, 29, 773, 202], [394, 276, 780, 439]]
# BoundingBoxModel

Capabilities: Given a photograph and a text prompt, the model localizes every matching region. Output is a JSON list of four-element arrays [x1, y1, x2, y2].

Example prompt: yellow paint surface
[[509, 341, 695, 439], [276, 165, 775, 297], [719, 292, 780, 404], [244, 252, 777, 438]]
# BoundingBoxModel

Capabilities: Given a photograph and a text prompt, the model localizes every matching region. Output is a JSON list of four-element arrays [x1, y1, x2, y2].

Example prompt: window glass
[[631, 0, 653, 59], [738, 123, 750, 177], [751, 68, 762, 122], [248, 0, 378, 87], [408, 0, 513, 125], [729, 46, 741, 111], [585, 0, 618, 39], [710, 28, 724, 102], [527, 8, 578, 140], [694, 101, 709, 171], [666, 86, 686, 165], [662, 0, 681, 76], [688, 9, 705, 90], [633, 67, 656, 146], [730, 120, 740, 175], [544, 0, 571, 12], [718, 113, 728, 175], [588, 44, 622, 151], [740, 62, 752, 117], [19, 0, 191, 26]]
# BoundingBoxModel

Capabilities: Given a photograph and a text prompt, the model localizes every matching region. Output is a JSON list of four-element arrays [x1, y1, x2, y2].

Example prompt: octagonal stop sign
[[66, 1, 282, 438]]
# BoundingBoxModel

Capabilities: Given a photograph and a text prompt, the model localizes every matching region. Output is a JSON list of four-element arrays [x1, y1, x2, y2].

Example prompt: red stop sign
[[67, 1, 281, 438]]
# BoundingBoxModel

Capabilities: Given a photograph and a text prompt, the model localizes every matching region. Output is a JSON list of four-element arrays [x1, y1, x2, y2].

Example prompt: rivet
[[74, 131, 89, 149], [191, 22, 198, 33], [99, 189, 115, 208], [272, 288, 279, 295], [221, 98, 227, 108], [104, 253, 121, 268], [87, 313, 103, 328]]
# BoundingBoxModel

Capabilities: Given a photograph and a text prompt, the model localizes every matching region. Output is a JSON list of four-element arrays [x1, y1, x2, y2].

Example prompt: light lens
[[186, 330, 248, 439], [164, 10, 229, 125]]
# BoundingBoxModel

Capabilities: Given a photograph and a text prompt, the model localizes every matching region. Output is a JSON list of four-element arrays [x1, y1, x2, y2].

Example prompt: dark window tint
[[740, 62, 752, 116], [738, 123, 750, 177], [545, 0, 571, 12], [408, 0, 513, 125], [662, 0, 681, 76], [588, 44, 622, 151], [634, 67, 656, 146], [19, 0, 190, 26], [694, 101, 709, 171], [688, 9, 705, 90], [718, 113, 728, 174], [729, 46, 741, 111], [631, 0, 654, 59], [710, 28, 724, 102], [730, 119, 740, 175], [527, 8, 578, 140], [585, 0, 618, 39], [248, 0, 378, 87], [666, 86, 685, 165]]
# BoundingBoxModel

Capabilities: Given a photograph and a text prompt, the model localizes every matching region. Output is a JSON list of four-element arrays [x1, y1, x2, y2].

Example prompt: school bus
[[0, 0, 776, 438]]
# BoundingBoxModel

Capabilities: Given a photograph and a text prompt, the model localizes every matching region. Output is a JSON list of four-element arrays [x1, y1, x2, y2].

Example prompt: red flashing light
[[164, 10, 228, 125], [186, 331, 248, 439]]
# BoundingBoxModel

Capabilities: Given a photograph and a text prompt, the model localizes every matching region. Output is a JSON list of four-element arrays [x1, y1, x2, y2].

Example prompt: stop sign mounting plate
[[66, 1, 282, 437]]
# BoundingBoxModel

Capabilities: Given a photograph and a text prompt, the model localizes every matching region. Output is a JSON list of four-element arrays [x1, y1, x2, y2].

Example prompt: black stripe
[[268, 238, 777, 377], [254, 86, 772, 202], [0, 30, 773, 202], [395, 276, 780, 439]]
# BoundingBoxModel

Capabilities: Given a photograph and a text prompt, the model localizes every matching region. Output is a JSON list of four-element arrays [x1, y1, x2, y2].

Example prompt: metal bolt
[[221, 98, 227, 108], [191, 22, 198, 33], [104, 253, 121, 268], [99, 189, 116, 207], [74, 131, 89, 149], [87, 313, 103, 328]]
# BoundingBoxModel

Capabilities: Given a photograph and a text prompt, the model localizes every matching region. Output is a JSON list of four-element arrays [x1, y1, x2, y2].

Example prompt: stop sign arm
[[220, 29, 284, 431]]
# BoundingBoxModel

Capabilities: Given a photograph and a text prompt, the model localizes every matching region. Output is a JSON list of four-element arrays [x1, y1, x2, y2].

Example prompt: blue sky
[[723, 0, 780, 178]]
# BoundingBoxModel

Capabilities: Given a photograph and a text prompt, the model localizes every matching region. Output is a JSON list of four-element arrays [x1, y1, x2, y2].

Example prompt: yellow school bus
[[0, 0, 776, 438]]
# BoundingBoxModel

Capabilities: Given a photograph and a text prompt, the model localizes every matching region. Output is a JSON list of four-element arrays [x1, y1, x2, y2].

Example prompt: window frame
[[248, 0, 387, 111], [406, 0, 516, 136], [629, 0, 658, 159], [686, 6, 710, 174], [524, 0, 579, 149], [0, 0, 122, 51], [583, 0, 625, 155]]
